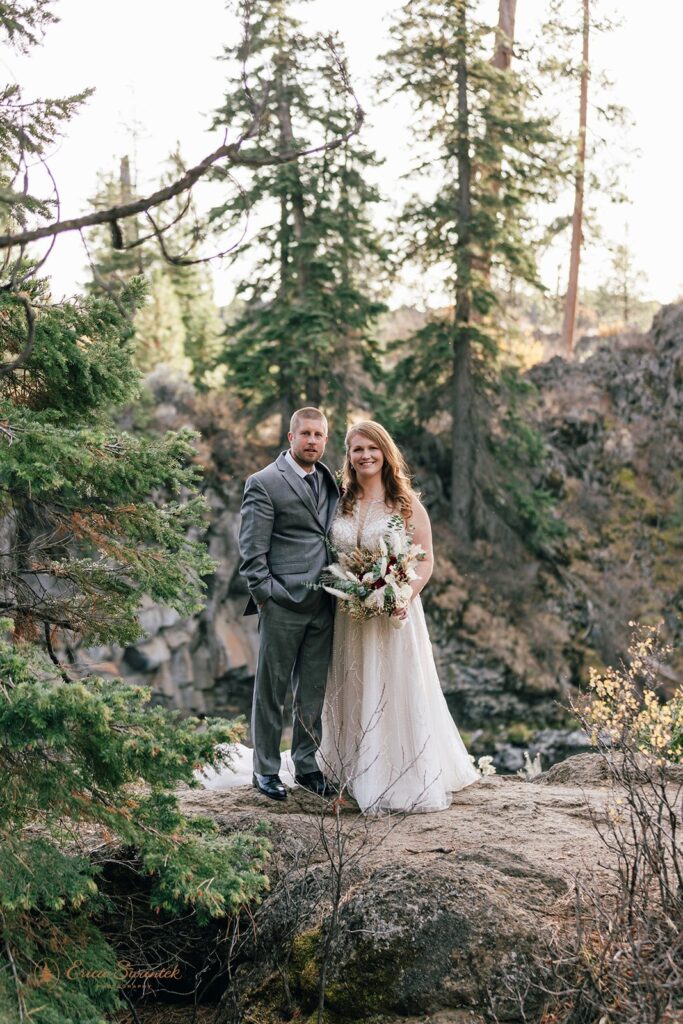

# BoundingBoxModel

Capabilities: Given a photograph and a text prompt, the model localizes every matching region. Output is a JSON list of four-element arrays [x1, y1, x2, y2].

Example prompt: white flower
[[361, 571, 376, 584], [323, 586, 353, 600], [328, 563, 349, 582], [364, 586, 386, 611], [391, 532, 407, 555], [477, 755, 497, 777]]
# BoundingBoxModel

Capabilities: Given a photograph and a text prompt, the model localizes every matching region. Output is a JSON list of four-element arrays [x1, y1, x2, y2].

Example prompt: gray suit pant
[[251, 596, 334, 776]]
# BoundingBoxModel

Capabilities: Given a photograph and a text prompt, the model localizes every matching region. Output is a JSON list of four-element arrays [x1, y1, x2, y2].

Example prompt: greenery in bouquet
[[319, 516, 425, 624]]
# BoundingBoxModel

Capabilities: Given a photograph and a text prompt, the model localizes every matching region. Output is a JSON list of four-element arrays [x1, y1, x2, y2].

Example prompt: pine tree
[[85, 155, 223, 388], [381, 0, 564, 542], [211, 0, 386, 444], [133, 265, 192, 375], [540, 0, 629, 357], [166, 260, 224, 389], [561, 0, 590, 357], [0, 9, 267, 1019], [0, 633, 268, 1023]]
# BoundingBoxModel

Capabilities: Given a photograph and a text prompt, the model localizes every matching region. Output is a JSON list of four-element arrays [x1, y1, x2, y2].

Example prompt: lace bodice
[[330, 500, 404, 554]]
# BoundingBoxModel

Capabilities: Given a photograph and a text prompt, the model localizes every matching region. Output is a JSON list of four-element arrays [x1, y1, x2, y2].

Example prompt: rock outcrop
[[107, 751, 675, 1024], [71, 304, 682, 772]]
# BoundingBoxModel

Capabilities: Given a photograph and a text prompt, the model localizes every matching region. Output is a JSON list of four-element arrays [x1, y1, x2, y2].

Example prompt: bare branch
[[0, 56, 364, 253], [44, 621, 72, 683], [143, 167, 251, 267]]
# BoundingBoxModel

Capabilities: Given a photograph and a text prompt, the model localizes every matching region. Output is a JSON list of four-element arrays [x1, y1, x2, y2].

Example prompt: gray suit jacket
[[238, 452, 340, 615]]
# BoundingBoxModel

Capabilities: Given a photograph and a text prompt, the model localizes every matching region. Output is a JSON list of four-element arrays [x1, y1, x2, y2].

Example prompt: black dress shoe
[[252, 772, 287, 801], [294, 770, 337, 797]]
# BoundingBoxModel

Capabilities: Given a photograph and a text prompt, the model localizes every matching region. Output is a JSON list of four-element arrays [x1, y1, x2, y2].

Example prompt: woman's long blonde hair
[[340, 420, 415, 520]]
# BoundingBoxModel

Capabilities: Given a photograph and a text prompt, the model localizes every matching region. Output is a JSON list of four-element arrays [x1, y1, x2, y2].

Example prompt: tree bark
[[450, 0, 476, 542], [481, 0, 517, 285], [561, 0, 590, 358], [274, 28, 320, 430], [274, 39, 306, 444], [492, 0, 517, 71], [119, 155, 144, 276]]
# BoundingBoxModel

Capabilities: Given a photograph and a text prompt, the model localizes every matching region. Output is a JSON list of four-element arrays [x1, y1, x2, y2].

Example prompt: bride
[[316, 420, 478, 813]]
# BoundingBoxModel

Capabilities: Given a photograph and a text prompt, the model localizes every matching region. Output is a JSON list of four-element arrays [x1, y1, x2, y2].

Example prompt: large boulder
[[174, 753, 622, 1023]]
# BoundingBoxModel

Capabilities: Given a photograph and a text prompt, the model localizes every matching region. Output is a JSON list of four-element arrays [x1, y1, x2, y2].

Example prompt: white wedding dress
[[316, 501, 479, 814]]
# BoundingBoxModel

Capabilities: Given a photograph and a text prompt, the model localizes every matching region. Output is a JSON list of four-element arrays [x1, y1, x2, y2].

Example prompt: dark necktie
[[304, 471, 319, 504]]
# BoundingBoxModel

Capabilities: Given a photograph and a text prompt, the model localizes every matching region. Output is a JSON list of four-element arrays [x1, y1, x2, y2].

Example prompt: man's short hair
[[289, 407, 328, 435]]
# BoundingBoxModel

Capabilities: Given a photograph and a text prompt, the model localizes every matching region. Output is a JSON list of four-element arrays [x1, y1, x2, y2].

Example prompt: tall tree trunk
[[481, 0, 517, 285], [450, 0, 476, 542], [492, 0, 516, 71], [561, 0, 589, 358], [277, 182, 296, 447], [119, 155, 144, 276], [274, 33, 320, 423], [274, 45, 307, 444]]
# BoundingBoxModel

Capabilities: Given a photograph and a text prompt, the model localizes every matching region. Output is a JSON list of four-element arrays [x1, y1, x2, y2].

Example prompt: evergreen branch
[[0, 421, 15, 443], [0, 291, 35, 374]]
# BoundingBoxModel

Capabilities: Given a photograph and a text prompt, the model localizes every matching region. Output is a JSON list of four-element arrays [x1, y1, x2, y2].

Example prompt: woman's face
[[348, 433, 384, 485]]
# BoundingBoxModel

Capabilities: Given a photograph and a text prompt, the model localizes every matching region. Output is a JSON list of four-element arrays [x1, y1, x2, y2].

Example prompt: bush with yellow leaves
[[577, 622, 682, 764]]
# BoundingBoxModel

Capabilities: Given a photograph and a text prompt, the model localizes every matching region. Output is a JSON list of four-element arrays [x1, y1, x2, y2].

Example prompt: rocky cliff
[[70, 303, 683, 772]]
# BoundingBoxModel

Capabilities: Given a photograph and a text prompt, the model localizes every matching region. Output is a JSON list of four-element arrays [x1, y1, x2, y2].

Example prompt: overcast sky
[[5, 0, 682, 308]]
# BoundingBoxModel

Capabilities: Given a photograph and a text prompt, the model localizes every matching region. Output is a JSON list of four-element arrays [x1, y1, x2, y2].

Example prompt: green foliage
[[0, 4, 90, 227], [212, 0, 387, 438], [0, 280, 141, 415], [381, 0, 565, 415], [0, 2, 57, 51], [0, 283, 214, 643], [85, 153, 225, 389], [0, 634, 269, 1023], [167, 261, 224, 389], [583, 239, 656, 331], [0, 10, 269, 1023], [132, 266, 192, 375], [487, 368, 568, 552]]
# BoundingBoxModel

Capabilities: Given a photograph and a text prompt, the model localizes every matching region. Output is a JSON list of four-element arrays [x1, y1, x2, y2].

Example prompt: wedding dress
[[316, 500, 479, 813]]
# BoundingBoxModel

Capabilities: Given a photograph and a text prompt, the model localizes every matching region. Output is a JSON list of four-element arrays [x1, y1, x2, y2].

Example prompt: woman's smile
[[349, 436, 384, 478]]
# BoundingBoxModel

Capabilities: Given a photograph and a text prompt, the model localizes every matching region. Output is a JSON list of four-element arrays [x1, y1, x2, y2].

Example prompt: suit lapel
[[277, 453, 321, 523], [277, 453, 340, 531]]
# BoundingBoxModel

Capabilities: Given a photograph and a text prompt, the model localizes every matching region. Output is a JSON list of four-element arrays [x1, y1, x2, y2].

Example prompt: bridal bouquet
[[318, 515, 426, 629]]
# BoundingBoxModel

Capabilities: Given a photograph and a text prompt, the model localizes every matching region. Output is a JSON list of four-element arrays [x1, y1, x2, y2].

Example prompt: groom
[[238, 407, 340, 800]]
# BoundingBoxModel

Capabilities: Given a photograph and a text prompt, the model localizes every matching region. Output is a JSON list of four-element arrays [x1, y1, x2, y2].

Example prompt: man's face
[[288, 418, 328, 468]]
